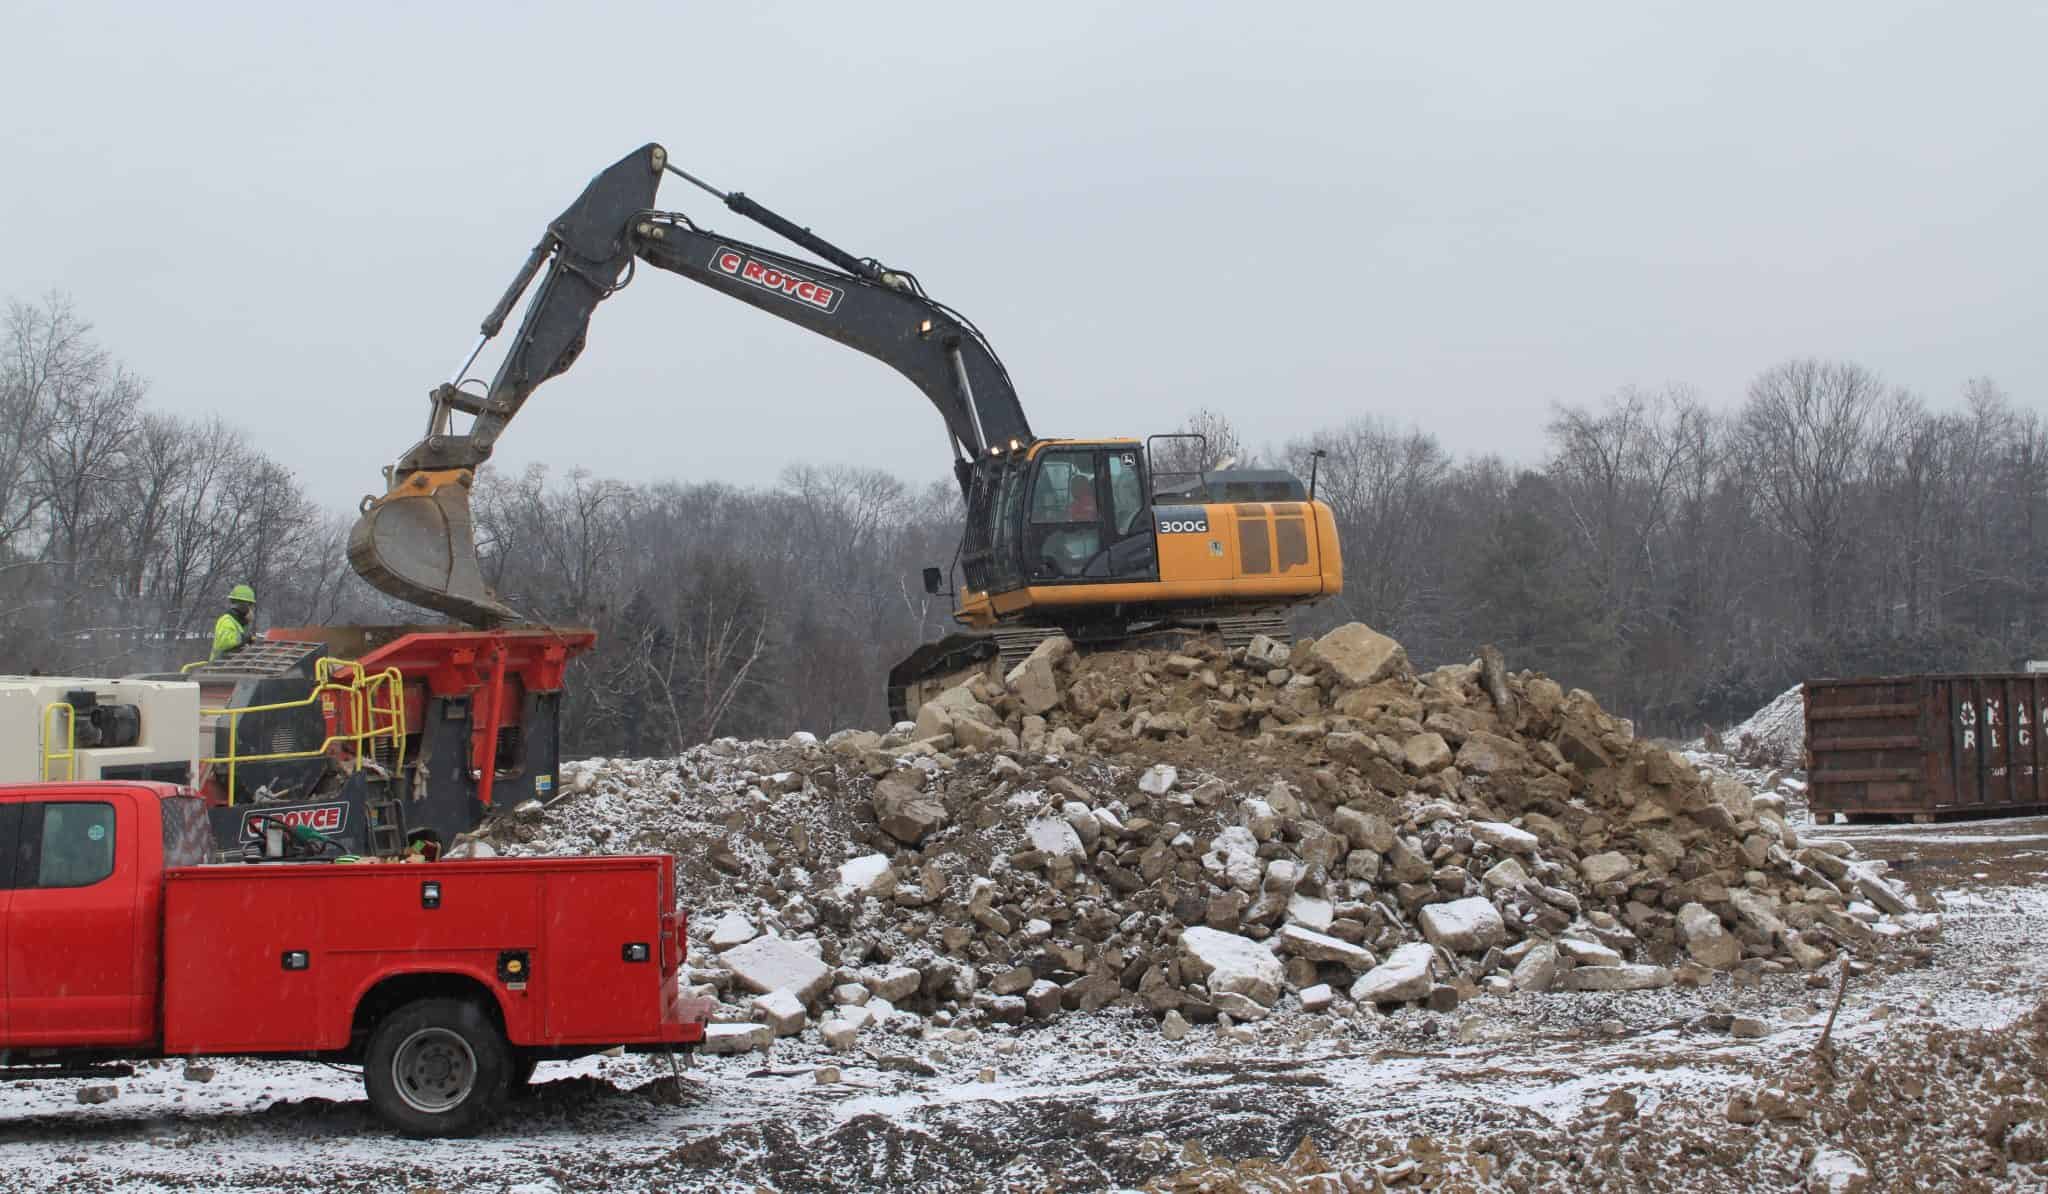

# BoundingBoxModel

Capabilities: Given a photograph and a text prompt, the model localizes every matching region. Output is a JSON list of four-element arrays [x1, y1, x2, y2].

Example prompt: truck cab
[[0, 781, 706, 1135], [0, 783, 190, 1048]]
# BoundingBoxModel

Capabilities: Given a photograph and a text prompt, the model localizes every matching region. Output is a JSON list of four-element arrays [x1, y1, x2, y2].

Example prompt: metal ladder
[[364, 785, 407, 859]]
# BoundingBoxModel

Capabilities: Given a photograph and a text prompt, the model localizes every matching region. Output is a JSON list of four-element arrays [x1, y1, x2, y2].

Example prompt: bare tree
[[1284, 417, 1450, 641], [1150, 407, 1249, 478], [1737, 359, 1890, 632]]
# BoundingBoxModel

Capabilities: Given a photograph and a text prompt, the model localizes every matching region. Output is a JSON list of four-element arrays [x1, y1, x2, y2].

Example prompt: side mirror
[[921, 566, 944, 595]]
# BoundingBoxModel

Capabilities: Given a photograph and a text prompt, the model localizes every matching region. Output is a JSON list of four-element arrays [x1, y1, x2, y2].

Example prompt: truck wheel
[[363, 998, 510, 1137]]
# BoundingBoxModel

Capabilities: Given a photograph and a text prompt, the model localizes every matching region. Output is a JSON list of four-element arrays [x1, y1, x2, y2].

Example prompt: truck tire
[[363, 998, 510, 1137]]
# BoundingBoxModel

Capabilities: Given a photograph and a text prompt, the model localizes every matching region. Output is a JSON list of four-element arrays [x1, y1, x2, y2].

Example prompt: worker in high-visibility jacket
[[211, 584, 257, 660]]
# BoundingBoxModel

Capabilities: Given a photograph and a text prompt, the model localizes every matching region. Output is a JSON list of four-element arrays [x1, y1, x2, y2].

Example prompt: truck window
[[30, 802, 116, 889]]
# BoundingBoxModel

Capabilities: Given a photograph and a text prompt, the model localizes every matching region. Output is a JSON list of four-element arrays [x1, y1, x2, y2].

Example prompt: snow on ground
[[11, 743, 2048, 1191], [4, 826, 2046, 1190]]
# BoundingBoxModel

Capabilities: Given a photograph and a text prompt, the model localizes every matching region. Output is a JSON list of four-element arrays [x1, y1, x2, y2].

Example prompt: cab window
[[1026, 450, 1102, 578], [1028, 451, 1099, 524], [27, 802, 116, 888], [987, 459, 1030, 590], [1106, 450, 1145, 537]]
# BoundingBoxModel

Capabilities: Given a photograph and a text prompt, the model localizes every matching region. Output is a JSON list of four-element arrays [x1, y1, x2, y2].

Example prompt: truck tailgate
[[161, 856, 686, 1056]]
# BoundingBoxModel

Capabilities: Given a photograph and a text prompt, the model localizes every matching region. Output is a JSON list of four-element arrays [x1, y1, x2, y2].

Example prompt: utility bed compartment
[[161, 855, 690, 1056]]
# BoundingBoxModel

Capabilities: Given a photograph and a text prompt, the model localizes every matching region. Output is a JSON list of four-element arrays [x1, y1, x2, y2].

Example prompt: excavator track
[[885, 611, 1296, 725]]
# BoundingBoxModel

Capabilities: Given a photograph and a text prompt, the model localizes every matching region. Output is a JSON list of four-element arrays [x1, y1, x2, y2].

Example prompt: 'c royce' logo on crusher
[[712, 246, 844, 313]]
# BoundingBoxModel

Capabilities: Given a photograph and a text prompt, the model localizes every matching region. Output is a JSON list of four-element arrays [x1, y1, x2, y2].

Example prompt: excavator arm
[[349, 143, 1032, 624]]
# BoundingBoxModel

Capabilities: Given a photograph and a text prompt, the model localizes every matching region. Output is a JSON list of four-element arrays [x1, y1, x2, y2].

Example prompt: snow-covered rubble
[[1722, 682, 1805, 768], [472, 621, 1924, 1057]]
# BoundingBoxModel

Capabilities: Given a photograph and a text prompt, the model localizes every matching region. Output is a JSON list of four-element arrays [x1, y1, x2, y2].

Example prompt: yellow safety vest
[[210, 612, 247, 660]]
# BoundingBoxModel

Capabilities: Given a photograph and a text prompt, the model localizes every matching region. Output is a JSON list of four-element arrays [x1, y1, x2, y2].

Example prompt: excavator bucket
[[347, 469, 516, 625]]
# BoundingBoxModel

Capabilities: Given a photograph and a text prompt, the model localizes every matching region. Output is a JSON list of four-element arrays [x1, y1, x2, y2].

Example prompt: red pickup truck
[[0, 781, 706, 1135]]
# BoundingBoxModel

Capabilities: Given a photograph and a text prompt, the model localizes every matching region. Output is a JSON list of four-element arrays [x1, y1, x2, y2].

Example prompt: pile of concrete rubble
[[480, 622, 1920, 1054]]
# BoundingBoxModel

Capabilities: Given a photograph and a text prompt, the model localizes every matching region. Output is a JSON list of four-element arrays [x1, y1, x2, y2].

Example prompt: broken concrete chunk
[[1138, 764, 1180, 796], [836, 853, 898, 899], [1062, 801, 1102, 847], [1211, 991, 1270, 1021], [723, 935, 832, 1004], [1511, 942, 1559, 992], [872, 771, 948, 845], [1469, 821, 1539, 855], [702, 1023, 773, 1055], [1285, 892, 1334, 932], [1455, 731, 1528, 776], [1180, 926, 1286, 1007], [1418, 896, 1506, 953], [1310, 622, 1409, 688], [1240, 798, 1280, 841], [820, 1017, 861, 1051], [751, 989, 808, 1037], [1006, 654, 1062, 716], [1846, 862, 1912, 915], [1027, 816, 1087, 860], [1728, 889, 1788, 943], [709, 911, 760, 951], [1349, 942, 1436, 1004], [1331, 807, 1396, 853], [868, 966, 921, 1003], [1245, 634, 1292, 669], [1277, 925, 1375, 971], [1678, 902, 1742, 969], [1557, 937, 1623, 968], [1578, 851, 1634, 886], [1481, 856, 1529, 891]]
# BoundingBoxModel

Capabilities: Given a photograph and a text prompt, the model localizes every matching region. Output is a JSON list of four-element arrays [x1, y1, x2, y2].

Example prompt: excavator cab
[[951, 435, 1337, 629], [1003, 441, 1158, 585]]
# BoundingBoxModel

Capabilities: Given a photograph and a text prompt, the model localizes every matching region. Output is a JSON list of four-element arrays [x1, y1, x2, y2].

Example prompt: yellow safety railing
[[40, 702, 77, 782], [200, 657, 407, 806]]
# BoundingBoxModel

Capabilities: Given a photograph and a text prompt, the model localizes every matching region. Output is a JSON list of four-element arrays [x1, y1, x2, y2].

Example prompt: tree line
[[0, 295, 360, 676], [8, 292, 2042, 753]]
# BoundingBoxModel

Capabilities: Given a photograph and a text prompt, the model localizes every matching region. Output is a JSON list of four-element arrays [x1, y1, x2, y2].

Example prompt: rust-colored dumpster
[[1806, 674, 2048, 821]]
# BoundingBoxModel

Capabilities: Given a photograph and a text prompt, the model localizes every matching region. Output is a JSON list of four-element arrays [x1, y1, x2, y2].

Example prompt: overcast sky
[[4, 2, 2042, 510]]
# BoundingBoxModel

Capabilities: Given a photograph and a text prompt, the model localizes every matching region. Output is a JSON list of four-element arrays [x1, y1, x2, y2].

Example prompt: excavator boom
[[350, 143, 1031, 623]]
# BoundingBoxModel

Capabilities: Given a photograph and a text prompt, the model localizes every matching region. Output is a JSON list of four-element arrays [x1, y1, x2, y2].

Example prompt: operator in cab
[[1065, 472, 1098, 521], [211, 584, 257, 660]]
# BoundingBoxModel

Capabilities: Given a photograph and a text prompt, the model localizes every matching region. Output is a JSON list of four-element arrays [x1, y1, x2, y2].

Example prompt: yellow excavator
[[349, 144, 1343, 722]]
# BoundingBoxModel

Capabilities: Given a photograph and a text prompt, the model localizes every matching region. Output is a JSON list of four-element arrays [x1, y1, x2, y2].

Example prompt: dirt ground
[[5, 791, 2048, 1192]]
